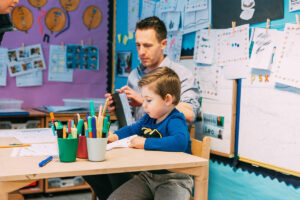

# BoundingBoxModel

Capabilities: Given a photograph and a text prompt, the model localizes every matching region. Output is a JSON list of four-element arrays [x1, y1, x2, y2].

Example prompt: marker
[[88, 116, 93, 138], [51, 122, 56, 136], [90, 100, 95, 116], [50, 112, 56, 129], [92, 117, 97, 138], [39, 156, 53, 167], [56, 122, 63, 138], [102, 117, 108, 138], [77, 119, 84, 136]]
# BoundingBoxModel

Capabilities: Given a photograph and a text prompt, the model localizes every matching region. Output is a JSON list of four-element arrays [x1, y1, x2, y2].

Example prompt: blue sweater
[[115, 108, 191, 154]]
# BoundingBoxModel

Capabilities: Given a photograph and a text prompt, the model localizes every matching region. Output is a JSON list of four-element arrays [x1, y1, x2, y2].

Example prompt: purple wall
[[0, 1, 108, 108]]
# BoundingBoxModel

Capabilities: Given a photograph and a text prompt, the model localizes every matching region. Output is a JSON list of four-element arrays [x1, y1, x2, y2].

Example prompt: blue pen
[[39, 156, 53, 167]]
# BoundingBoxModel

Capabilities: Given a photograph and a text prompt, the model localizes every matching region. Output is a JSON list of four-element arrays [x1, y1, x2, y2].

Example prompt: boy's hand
[[116, 86, 143, 107], [107, 133, 118, 143], [129, 136, 146, 149]]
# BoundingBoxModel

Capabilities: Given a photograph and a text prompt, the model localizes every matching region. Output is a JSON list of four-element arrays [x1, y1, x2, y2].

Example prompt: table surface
[[0, 137, 208, 182]]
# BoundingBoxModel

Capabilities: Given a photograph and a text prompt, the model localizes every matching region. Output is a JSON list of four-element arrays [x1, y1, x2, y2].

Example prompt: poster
[[212, 0, 284, 28], [116, 51, 132, 77]]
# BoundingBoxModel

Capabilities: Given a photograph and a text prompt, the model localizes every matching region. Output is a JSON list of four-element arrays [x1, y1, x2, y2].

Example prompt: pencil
[[102, 98, 109, 117], [0, 144, 31, 148]]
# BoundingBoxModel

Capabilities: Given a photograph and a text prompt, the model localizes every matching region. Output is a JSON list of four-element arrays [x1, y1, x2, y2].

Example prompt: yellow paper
[[123, 35, 128, 45], [128, 32, 134, 39], [117, 34, 122, 43]]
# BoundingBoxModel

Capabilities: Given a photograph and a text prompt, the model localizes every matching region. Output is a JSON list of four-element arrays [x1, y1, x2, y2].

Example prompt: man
[[85, 16, 200, 200], [0, 0, 19, 45]]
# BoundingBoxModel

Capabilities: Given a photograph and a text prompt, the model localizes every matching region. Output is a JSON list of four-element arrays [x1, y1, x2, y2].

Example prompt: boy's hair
[[138, 67, 181, 105], [135, 16, 167, 42]]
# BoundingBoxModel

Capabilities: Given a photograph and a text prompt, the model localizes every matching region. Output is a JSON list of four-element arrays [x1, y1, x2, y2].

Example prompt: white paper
[[48, 45, 73, 82], [289, 0, 300, 12], [250, 28, 281, 70], [106, 135, 137, 151], [274, 24, 300, 88], [185, 0, 207, 12], [128, 0, 140, 32], [164, 31, 182, 63], [8, 44, 46, 77], [141, 0, 156, 20], [11, 143, 58, 157], [164, 12, 180, 32], [16, 70, 43, 87], [193, 65, 222, 100], [0, 48, 8, 86], [216, 24, 249, 66], [0, 128, 56, 143], [160, 0, 178, 12], [194, 29, 215, 64]]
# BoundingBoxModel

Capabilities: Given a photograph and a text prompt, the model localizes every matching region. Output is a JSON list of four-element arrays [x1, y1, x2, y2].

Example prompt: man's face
[[0, 0, 19, 14], [135, 28, 166, 70]]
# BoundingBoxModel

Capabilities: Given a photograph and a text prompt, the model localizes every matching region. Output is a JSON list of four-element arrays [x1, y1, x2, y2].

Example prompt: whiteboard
[[239, 73, 300, 175], [180, 59, 236, 157]]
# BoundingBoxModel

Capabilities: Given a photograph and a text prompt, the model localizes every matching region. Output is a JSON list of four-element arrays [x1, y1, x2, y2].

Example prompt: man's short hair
[[138, 67, 181, 105], [135, 16, 167, 42]]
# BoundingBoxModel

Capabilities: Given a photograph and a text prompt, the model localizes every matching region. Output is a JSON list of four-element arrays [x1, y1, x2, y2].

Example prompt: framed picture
[[116, 51, 132, 77]]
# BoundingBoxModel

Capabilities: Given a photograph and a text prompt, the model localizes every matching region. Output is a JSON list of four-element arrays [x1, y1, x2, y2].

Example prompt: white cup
[[86, 138, 107, 162]]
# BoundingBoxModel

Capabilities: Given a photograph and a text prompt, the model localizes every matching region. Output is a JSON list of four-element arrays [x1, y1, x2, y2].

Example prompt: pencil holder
[[86, 138, 107, 162], [57, 138, 78, 162], [77, 136, 88, 159]]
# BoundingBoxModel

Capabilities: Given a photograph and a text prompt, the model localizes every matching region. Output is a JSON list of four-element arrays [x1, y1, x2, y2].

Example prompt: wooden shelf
[[19, 179, 44, 195], [45, 178, 91, 193]]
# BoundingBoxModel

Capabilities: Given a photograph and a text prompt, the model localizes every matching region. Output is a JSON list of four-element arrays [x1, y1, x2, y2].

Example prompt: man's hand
[[104, 93, 115, 112], [129, 136, 146, 149], [116, 85, 143, 107], [107, 133, 119, 143]]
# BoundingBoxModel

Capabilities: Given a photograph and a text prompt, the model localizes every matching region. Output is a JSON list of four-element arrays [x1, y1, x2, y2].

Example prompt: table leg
[[0, 180, 35, 200], [193, 165, 209, 200]]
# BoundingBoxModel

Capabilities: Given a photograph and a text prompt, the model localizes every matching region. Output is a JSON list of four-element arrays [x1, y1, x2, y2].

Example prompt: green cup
[[57, 138, 79, 162]]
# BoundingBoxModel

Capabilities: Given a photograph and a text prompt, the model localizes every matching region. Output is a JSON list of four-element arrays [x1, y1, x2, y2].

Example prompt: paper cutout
[[118, 34, 122, 43], [128, 32, 134, 39], [123, 35, 129, 45], [216, 24, 249, 66], [194, 29, 215, 64], [128, 0, 139, 32], [65, 44, 99, 70], [0, 48, 8, 86], [8, 44, 46, 77], [274, 23, 300, 88], [48, 45, 73, 82]]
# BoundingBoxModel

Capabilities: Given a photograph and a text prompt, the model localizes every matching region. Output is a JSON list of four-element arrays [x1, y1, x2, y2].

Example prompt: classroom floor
[[24, 190, 93, 200]]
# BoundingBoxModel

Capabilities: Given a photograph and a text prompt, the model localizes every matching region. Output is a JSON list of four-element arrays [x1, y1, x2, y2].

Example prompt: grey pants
[[107, 171, 193, 200]]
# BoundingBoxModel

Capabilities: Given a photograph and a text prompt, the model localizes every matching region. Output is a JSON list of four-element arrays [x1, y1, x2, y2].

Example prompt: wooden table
[[0, 138, 209, 200]]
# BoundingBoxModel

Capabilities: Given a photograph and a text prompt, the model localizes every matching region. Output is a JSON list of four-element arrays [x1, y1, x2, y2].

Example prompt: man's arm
[[176, 102, 194, 123]]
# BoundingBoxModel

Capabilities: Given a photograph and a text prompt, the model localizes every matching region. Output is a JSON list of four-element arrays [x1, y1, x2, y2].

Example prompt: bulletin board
[[1, 1, 110, 108], [180, 59, 237, 158]]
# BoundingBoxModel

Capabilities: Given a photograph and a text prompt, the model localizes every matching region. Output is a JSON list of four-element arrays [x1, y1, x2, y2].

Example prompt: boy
[[107, 67, 193, 200]]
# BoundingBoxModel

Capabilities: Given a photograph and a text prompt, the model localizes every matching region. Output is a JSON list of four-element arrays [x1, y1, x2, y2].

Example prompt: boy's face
[[135, 28, 167, 70], [141, 85, 173, 122], [0, 0, 18, 14]]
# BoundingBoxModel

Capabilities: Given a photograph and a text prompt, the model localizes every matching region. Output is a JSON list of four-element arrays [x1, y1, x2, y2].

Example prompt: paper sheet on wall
[[48, 45, 73, 82], [289, 0, 300, 12], [193, 65, 222, 100], [160, 0, 178, 12], [164, 11, 180, 32], [216, 24, 249, 66], [194, 29, 215, 64], [11, 143, 58, 157], [16, 70, 43, 87], [128, 0, 140, 32], [164, 31, 182, 62], [141, 0, 156, 20], [274, 23, 300, 88], [249, 28, 282, 70], [185, 0, 208, 12], [7, 44, 46, 77], [0, 47, 8, 86]]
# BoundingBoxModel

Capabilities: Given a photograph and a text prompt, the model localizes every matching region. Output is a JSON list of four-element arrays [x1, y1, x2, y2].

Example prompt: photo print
[[116, 51, 132, 77], [8, 44, 46, 77], [65, 44, 99, 70]]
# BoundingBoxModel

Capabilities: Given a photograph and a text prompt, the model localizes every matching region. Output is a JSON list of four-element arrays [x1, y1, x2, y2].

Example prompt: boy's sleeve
[[114, 115, 145, 139], [144, 118, 189, 152]]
